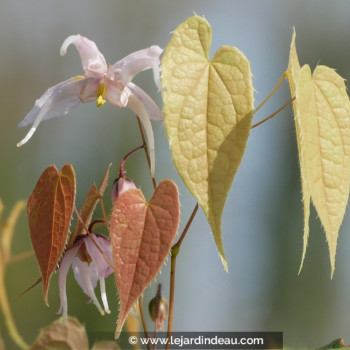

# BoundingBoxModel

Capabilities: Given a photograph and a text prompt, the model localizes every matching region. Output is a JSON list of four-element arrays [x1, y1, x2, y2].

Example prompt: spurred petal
[[60, 35, 107, 77], [127, 83, 162, 121], [99, 277, 111, 314], [77, 260, 105, 315], [84, 234, 113, 278], [58, 243, 83, 324], [72, 258, 99, 294], [126, 93, 156, 177], [17, 77, 91, 147], [109, 46, 163, 89]]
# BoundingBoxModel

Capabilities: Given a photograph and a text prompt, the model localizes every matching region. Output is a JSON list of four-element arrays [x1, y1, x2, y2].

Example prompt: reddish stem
[[119, 144, 145, 179]]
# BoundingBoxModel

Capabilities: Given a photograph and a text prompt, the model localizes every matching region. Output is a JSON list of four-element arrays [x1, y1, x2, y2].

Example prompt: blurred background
[[1, 0, 350, 348]]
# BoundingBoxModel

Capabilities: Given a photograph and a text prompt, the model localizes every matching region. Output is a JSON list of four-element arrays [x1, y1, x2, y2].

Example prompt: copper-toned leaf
[[27, 164, 76, 305], [110, 179, 180, 338], [69, 164, 110, 246], [30, 316, 89, 350]]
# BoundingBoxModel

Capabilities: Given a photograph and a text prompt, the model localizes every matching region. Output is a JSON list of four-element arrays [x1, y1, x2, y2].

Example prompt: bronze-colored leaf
[[27, 164, 76, 305]]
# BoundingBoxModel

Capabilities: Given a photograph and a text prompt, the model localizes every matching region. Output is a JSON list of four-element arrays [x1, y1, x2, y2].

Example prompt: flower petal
[[127, 83, 162, 121], [126, 92, 156, 177], [72, 257, 99, 293], [107, 82, 130, 108], [84, 234, 113, 278], [99, 277, 111, 314], [77, 260, 105, 315], [109, 45, 163, 89], [17, 77, 92, 147], [60, 35, 107, 77], [57, 243, 82, 324]]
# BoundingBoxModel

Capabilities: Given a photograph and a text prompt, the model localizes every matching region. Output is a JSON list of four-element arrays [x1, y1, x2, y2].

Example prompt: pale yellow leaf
[[297, 65, 350, 276], [287, 31, 350, 277], [286, 31, 311, 273], [162, 16, 254, 270]]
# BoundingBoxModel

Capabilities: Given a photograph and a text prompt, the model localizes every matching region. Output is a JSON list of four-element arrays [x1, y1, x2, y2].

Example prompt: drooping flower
[[57, 233, 113, 323], [17, 34, 163, 176]]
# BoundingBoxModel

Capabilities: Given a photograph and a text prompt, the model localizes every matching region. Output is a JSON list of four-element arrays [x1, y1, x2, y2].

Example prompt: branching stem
[[251, 97, 295, 129], [254, 73, 287, 114]]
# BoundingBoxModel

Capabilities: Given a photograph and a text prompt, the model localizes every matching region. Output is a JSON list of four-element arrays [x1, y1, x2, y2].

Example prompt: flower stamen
[[96, 82, 108, 107]]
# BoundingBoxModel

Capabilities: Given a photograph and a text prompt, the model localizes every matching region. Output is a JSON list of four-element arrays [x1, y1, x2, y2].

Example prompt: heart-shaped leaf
[[110, 179, 180, 338], [27, 164, 76, 304], [161, 16, 254, 270], [287, 31, 350, 277]]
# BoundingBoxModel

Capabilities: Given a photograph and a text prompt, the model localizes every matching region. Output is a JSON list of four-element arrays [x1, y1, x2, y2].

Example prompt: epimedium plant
[[1, 14, 350, 349]]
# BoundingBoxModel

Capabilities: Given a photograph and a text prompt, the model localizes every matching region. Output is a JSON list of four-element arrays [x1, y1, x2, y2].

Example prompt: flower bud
[[111, 177, 136, 205], [148, 296, 168, 331]]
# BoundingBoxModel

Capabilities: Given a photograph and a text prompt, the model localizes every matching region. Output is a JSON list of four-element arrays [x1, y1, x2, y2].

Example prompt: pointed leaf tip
[[27, 164, 76, 305], [161, 15, 253, 270], [68, 164, 110, 246], [287, 31, 350, 276], [110, 179, 180, 337]]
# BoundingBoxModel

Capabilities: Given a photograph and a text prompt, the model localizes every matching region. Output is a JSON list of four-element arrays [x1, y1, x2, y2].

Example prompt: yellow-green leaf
[[286, 31, 311, 274], [161, 16, 254, 270], [287, 31, 350, 276]]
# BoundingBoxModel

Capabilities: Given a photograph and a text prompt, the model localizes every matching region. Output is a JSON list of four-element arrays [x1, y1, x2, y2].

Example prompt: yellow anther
[[96, 82, 108, 107], [73, 75, 85, 81], [97, 95, 107, 107]]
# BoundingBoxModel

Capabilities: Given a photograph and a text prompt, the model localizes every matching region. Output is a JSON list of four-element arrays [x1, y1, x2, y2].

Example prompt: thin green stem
[[119, 144, 145, 178], [166, 254, 176, 350], [166, 203, 199, 350], [254, 73, 287, 114], [138, 296, 151, 350], [172, 203, 199, 251], [251, 97, 295, 129]]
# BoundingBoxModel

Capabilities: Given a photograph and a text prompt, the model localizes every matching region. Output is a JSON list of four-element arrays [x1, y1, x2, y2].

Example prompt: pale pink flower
[[17, 35, 163, 176], [57, 234, 113, 323]]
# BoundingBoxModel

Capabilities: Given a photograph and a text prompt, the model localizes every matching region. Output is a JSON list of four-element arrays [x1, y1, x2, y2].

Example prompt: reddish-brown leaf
[[110, 179, 180, 338], [27, 164, 76, 305], [68, 164, 110, 247]]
